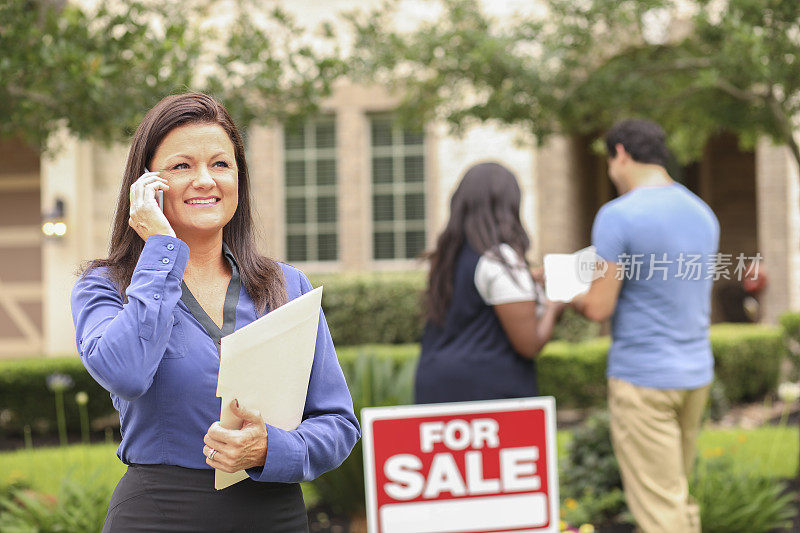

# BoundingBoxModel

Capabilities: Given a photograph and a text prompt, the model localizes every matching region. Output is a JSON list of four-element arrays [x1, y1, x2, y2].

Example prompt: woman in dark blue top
[[71, 93, 359, 532], [415, 162, 564, 404]]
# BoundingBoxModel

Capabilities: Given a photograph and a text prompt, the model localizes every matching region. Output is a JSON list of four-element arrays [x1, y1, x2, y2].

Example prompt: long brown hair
[[82, 92, 287, 314], [425, 162, 530, 326]]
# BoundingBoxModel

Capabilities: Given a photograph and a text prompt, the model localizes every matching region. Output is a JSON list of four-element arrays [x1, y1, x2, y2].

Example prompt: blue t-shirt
[[592, 183, 719, 389]]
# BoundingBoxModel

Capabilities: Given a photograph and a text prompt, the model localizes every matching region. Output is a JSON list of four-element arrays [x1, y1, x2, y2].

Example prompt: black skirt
[[103, 464, 309, 533]]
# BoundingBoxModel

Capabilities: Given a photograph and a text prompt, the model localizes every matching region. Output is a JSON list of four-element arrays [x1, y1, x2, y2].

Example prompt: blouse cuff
[[133, 235, 190, 276], [246, 424, 304, 483]]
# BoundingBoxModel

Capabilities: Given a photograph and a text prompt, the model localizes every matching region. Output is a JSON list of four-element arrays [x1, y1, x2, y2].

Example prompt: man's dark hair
[[605, 119, 670, 167]]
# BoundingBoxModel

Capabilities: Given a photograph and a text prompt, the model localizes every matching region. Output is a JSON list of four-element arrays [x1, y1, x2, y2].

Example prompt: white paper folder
[[214, 286, 323, 489], [544, 246, 599, 302]]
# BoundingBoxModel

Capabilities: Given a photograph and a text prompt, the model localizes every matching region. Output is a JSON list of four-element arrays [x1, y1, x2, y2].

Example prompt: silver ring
[[209, 448, 217, 461]]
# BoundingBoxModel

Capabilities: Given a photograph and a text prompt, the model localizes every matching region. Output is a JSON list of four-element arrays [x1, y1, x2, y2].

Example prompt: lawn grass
[[1, 425, 795, 499], [696, 425, 798, 478], [0, 443, 125, 495], [0, 442, 323, 505]]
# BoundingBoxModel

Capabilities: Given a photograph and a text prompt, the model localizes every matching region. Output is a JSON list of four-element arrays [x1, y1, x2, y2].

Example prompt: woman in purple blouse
[[71, 92, 359, 532]]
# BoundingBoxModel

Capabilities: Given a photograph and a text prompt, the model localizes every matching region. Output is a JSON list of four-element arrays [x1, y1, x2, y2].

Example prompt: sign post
[[362, 397, 559, 533]]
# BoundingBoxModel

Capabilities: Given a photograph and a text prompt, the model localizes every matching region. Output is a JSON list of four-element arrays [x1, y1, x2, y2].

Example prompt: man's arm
[[571, 261, 623, 322]]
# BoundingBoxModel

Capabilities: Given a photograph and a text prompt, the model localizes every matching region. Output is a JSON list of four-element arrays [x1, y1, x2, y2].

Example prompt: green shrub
[[706, 380, 730, 423], [0, 324, 784, 439], [310, 349, 417, 517], [779, 311, 800, 375], [561, 488, 628, 530], [710, 324, 783, 404], [551, 307, 601, 343], [0, 472, 109, 533], [558, 413, 798, 531], [539, 339, 609, 408], [0, 358, 115, 439], [561, 411, 622, 496], [338, 341, 608, 409], [560, 411, 628, 526], [310, 272, 426, 345], [691, 457, 796, 533], [310, 271, 600, 345]]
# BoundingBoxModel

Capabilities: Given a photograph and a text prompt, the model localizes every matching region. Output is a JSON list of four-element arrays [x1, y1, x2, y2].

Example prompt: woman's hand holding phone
[[128, 169, 175, 241]]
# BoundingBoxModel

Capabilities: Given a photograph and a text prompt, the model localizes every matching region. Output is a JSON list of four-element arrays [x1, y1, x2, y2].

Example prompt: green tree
[[346, 0, 800, 166], [0, 0, 344, 151]]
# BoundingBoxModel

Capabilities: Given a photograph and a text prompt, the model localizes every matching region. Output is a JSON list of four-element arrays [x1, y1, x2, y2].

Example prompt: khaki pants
[[608, 377, 710, 533]]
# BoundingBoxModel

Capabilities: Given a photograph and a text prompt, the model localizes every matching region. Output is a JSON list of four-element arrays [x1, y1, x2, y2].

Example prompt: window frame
[[369, 114, 427, 262], [283, 117, 339, 263]]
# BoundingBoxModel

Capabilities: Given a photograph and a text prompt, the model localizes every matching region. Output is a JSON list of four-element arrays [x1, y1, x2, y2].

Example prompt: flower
[[579, 524, 596, 533], [778, 382, 800, 404], [75, 391, 89, 405], [703, 446, 725, 458], [565, 497, 579, 510], [46, 373, 74, 392]]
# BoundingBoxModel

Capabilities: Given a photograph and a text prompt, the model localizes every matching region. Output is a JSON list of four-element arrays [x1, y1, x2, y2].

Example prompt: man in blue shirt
[[572, 119, 719, 533]]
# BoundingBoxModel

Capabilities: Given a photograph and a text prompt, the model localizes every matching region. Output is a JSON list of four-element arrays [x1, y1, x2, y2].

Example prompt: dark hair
[[424, 162, 530, 326], [82, 92, 287, 314], [605, 118, 670, 167]]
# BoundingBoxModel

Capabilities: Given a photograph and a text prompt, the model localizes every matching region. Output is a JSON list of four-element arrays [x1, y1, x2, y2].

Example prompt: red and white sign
[[362, 397, 558, 533]]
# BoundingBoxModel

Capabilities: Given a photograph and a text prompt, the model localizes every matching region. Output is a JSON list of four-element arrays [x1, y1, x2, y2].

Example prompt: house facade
[[1, 0, 798, 356]]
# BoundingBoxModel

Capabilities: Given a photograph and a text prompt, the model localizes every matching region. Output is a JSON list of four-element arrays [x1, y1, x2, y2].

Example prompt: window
[[370, 116, 426, 260], [284, 119, 338, 262]]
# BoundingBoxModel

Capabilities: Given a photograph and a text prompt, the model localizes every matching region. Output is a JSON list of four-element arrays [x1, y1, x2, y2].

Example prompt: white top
[[474, 243, 541, 305]]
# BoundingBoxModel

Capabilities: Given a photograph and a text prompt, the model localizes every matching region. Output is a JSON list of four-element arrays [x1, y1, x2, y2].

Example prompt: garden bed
[[2, 423, 795, 532]]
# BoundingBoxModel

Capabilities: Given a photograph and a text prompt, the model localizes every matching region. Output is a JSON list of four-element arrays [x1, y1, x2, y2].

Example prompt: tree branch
[[5, 84, 58, 108], [766, 93, 800, 170], [713, 79, 765, 104]]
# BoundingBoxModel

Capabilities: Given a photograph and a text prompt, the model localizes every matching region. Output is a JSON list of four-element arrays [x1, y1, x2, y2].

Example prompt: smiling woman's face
[[150, 123, 239, 240]]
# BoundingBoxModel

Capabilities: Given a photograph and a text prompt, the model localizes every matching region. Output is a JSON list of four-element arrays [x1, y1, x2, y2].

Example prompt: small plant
[[691, 456, 795, 533], [551, 307, 600, 343], [46, 374, 74, 447], [560, 489, 626, 530], [75, 392, 90, 445], [23, 425, 33, 450], [0, 472, 110, 532], [311, 351, 416, 518], [706, 380, 730, 422], [561, 411, 622, 496], [559, 411, 628, 526], [779, 311, 800, 378]]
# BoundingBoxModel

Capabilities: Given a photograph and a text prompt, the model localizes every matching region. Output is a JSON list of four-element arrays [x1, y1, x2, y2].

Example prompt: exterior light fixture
[[42, 198, 67, 238]]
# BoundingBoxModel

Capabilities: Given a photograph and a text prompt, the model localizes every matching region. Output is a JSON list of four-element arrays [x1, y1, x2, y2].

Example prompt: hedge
[[538, 338, 610, 407], [0, 358, 117, 440], [309, 272, 426, 345], [309, 271, 599, 345], [779, 311, 800, 373], [0, 323, 784, 439], [710, 324, 784, 403]]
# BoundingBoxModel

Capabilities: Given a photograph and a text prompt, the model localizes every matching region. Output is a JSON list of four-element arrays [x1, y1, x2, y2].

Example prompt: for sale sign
[[362, 397, 558, 533]]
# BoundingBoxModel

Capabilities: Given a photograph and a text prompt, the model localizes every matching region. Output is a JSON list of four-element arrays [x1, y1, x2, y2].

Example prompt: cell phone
[[144, 168, 164, 211]]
